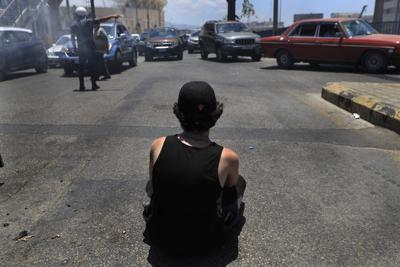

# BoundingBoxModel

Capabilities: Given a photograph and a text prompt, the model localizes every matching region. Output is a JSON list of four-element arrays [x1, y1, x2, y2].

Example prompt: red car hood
[[350, 34, 400, 45]]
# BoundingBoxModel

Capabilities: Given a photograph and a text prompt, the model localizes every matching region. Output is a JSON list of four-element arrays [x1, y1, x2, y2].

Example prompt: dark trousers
[[95, 52, 110, 78], [78, 48, 96, 89]]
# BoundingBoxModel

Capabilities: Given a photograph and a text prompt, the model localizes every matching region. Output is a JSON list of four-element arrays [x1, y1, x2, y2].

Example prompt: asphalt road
[[1, 53, 400, 266]]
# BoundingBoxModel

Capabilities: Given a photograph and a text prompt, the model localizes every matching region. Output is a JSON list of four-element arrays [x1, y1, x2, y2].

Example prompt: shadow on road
[[201, 57, 256, 64], [1, 71, 41, 82], [61, 65, 134, 78], [145, 235, 240, 267], [260, 63, 400, 76], [146, 57, 182, 62]]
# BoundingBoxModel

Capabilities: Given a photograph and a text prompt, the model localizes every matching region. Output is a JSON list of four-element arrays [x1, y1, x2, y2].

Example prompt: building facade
[[60, 0, 165, 34], [374, 0, 400, 22], [293, 13, 323, 22]]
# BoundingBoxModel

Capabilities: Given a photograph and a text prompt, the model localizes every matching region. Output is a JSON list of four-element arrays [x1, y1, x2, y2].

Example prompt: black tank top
[[148, 135, 224, 255]]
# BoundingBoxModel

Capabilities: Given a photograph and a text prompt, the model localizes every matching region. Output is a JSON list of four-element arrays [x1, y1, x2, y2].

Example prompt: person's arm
[[70, 27, 77, 52], [218, 148, 239, 188], [147, 137, 166, 197], [96, 14, 120, 23]]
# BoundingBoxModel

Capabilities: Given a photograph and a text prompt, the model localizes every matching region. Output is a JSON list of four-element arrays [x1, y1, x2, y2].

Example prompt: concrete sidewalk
[[322, 82, 400, 134]]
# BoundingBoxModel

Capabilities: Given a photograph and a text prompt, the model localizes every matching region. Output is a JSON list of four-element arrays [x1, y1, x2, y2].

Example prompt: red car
[[261, 18, 400, 73]]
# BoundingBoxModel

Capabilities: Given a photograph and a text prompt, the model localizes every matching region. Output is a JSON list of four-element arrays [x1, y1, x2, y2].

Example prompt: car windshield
[[150, 28, 177, 38], [55, 36, 70, 45], [101, 25, 115, 39], [191, 31, 200, 37], [217, 23, 250, 33], [341, 20, 378, 37]]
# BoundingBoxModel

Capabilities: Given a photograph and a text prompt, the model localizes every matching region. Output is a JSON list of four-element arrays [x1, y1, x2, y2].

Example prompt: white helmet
[[75, 7, 88, 18]]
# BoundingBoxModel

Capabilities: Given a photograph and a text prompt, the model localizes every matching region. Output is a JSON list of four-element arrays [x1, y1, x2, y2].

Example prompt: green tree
[[241, 0, 255, 22]]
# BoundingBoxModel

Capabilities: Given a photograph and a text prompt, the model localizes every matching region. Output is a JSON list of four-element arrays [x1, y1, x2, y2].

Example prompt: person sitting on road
[[143, 81, 246, 256]]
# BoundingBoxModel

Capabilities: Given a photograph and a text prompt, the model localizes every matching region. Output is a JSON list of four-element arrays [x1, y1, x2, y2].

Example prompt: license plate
[[157, 48, 167, 52], [241, 45, 253, 50]]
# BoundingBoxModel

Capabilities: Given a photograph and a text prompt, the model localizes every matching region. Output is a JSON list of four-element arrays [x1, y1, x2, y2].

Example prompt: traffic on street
[[1, 0, 400, 266]]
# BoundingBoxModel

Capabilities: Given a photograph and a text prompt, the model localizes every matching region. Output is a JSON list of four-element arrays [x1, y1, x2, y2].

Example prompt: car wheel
[[252, 54, 262, 61], [362, 52, 387, 73], [35, 54, 48, 73], [276, 50, 294, 69], [216, 47, 227, 62], [129, 49, 138, 67], [63, 66, 74, 76], [200, 46, 208, 60], [113, 50, 123, 72]]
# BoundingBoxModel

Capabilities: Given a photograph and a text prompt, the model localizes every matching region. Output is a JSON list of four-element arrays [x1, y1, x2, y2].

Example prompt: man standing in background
[[71, 7, 119, 91]]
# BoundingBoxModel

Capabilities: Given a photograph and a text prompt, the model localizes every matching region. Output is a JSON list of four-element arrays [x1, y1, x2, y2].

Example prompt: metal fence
[[0, 0, 41, 26], [371, 21, 400, 35]]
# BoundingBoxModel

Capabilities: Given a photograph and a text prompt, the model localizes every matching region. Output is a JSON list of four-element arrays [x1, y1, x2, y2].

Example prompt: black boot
[[92, 81, 100, 91], [79, 75, 85, 91]]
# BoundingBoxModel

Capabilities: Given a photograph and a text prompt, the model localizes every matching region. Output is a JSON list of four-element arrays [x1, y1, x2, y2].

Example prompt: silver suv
[[199, 21, 262, 62]]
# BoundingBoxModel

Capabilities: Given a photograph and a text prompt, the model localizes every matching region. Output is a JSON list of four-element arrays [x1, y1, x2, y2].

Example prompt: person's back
[[149, 135, 224, 254], [145, 81, 243, 256]]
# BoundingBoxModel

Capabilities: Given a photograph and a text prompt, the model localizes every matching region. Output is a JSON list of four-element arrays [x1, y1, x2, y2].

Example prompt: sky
[[165, 0, 376, 26]]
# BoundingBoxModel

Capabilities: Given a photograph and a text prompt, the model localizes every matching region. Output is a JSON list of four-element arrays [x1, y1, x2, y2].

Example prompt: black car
[[199, 20, 262, 62], [145, 27, 184, 61], [0, 27, 48, 81]]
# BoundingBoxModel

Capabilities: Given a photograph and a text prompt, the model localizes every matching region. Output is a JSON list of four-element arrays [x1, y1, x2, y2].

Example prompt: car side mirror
[[335, 32, 344, 38]]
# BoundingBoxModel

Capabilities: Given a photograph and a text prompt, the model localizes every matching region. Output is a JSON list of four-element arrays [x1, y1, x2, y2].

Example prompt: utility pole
[[90, 0, 95, 19], [273, 0, 279, 34], [227, 0, 236, 21], [66, 0, 70, 19]]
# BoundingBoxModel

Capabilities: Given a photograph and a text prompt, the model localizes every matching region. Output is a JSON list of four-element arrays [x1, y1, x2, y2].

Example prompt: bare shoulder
[[151, 136, 166, 151], [221, 147, 239, 165]]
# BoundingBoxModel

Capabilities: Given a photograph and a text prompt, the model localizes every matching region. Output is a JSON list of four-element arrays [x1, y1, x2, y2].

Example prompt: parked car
[[61, 21, 138, 75], [199, 20, 262, 62], [47, 34, 74, 67], [0, 27, 48, 81], [145, 27, 184, 61], [261, 18, 400, 73], [187, 30, 200, 53], [137, 31, 149, 56]]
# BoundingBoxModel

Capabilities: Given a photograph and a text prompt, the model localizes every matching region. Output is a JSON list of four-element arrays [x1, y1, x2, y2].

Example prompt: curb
[[322, 83, 400, 134]]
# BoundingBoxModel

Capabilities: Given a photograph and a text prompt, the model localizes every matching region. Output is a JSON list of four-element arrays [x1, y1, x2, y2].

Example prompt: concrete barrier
[[322, 82, 400, 134]]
